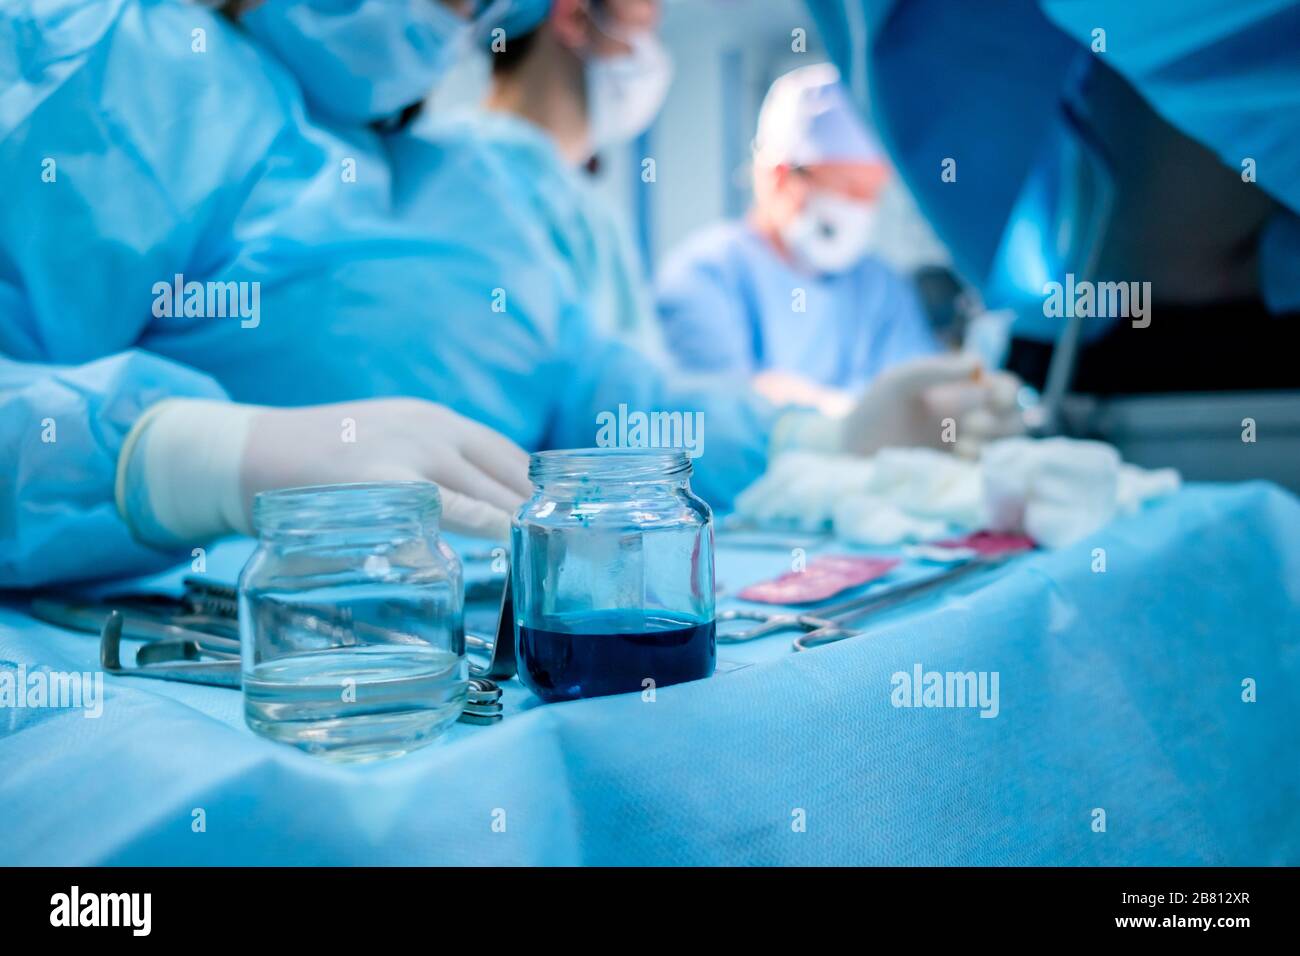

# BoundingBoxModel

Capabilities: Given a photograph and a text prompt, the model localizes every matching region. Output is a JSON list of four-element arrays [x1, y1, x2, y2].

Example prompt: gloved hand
[[119, 398, 531, 546], [771, 355, 1024, 459], [843, 354, 1024, 458], [240, 400, 531, 539]]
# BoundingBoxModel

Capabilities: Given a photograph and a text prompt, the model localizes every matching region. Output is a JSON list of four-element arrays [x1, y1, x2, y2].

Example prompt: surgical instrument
[[460, 677, 505, 724], [97, 611, 506, 724], [716, 554, 1016, 650], [465, 577, 506, 604], [38, 568, 503, 653], [466, 575, 517, 681], [32, 595, 241, 656], [100, 611, 241, 687]]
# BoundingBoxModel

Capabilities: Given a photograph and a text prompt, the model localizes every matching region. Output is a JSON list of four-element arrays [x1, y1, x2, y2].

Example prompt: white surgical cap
[[754, 63, 883, 168]]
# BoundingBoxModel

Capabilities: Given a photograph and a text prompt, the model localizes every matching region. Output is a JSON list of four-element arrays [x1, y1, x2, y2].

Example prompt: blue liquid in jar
[[518, 610, 716, 702]]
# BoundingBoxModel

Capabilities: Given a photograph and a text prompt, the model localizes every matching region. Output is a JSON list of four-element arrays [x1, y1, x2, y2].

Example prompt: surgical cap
[[480, 0, 552, 40], [754, 63, 883, 168]]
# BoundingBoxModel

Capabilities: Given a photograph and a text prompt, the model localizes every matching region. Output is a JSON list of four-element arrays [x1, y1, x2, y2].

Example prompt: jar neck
[[253, 482, 442, 543], [528, 448, 693, 496], [534, 477, 691, 500]]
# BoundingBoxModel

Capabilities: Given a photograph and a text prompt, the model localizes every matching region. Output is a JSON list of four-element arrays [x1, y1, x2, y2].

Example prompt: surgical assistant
[[449, 0, 667, 353], [0, 0, 765, 589], [0, 0, 537, 587], [656, 63, 937, 392]]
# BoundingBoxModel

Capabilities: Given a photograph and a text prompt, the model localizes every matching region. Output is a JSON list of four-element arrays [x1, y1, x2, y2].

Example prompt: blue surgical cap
[[480, 0, 552, 41]]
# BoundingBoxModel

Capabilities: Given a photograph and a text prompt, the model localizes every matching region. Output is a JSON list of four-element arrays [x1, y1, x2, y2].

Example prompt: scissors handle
[[100, 611, 241, 688], [817, 554, 1013, 623], [719, 555, 1017, 649], [716, 608, 836, 643]]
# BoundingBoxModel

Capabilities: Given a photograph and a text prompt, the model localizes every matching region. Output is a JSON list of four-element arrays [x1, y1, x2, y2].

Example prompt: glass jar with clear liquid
[[239, 482, 466, 760], [512, 448, 715, 703]]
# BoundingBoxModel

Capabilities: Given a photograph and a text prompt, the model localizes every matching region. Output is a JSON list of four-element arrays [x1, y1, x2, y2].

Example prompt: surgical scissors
[[31, 595, 241, 657], [465, 574, 517, 681], [716, 554, 1016, 651], [99, 610, 241, 687], [94, 611, 507, 722], [31, 573, 510, 724]]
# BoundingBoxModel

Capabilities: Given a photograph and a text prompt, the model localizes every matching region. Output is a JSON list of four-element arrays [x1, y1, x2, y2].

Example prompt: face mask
[[242, 0, 470, 125], [780, 190, 877, 275], [585, 26, 674, 149]]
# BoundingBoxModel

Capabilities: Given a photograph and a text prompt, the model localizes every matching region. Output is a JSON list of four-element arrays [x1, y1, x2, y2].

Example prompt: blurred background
[[435, 0, 950, 282]]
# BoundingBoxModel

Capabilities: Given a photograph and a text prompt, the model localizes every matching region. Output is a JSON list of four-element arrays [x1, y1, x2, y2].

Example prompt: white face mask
[[780, 190, 877, 275], [585, 29, 674, 149]]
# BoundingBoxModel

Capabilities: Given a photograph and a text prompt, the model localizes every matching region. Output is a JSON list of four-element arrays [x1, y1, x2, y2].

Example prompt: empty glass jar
[[238, 482, 466, 760], [512, 448, 716, 702]]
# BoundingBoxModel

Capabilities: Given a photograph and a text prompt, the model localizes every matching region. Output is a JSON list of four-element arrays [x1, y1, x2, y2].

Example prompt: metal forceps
[[38, 576, 509, 724], [95, 610, 506, 720], [31, 593, 241, 659], [715, 608, 850, 645], [463, 575, 517, 682], [99, 610, 241, 686], [716, 554, 1015, 652]]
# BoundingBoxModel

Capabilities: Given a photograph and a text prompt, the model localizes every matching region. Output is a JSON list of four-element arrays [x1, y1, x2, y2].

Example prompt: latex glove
[[838, 354, 1024, 458], [119, 398, 530, 546], [239, 400, 531, 539]]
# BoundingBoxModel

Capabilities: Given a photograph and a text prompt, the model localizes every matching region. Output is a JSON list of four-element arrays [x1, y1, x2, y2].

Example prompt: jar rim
[[253, 481, 442, 535], [529, 447, 692, 483]]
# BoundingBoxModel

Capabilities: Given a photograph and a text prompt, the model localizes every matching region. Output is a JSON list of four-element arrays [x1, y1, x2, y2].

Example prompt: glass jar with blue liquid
[[238, 482, 466, 760], [512, 448, 716, 702]]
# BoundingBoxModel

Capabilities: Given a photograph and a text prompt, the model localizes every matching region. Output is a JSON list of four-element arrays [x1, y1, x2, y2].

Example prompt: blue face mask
[[242, 0, 470, 125]]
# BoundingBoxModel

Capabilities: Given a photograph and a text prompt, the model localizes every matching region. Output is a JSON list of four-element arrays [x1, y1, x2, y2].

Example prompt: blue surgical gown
[[655, 220, 938, 388], [806, 0, 1300, 317], [386, 109, 776, 503], [0, 1, 773, 587]]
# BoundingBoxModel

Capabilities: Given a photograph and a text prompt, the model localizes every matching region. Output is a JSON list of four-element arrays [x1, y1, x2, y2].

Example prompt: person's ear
[[549, 0, 594, 51]]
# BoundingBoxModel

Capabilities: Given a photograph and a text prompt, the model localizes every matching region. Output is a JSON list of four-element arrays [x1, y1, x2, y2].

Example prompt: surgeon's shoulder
[[411, 110, 571, 198], [857, 253, 921, 297], [3, 0, 224, 62], [402, 112, 518, 187], [401, 109, 588, 269], [391, 112, 541, 239], [0, 0, 121, 61], [1, 0, 288, 124], [112, 0, 288, 91], [657, 220, 756, 285]]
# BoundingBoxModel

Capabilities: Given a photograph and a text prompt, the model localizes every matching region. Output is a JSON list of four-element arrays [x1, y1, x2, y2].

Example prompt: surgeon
[[656, 63, 939, 410], [0, 0, 533, 588], [804, 0, 1300, 393], [430, 0, 670, 352]]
